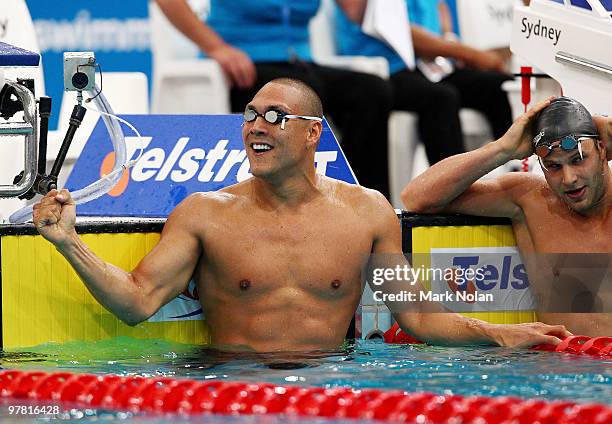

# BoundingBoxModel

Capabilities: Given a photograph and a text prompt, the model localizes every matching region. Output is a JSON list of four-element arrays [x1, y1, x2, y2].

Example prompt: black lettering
[[487, 5, 513, 23], [553, 29, 561, 46], [0, 19, 7, 38], [522, 17, 562, 46]]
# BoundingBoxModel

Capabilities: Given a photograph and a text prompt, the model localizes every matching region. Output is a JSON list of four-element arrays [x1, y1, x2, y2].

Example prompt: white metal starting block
[[0, 41, 39, 198], [511, 0, 612, 115]]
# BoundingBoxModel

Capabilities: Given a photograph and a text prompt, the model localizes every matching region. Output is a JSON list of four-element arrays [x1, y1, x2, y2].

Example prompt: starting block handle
[[555, 51, 612, 80], [0, 80, 37, 198]]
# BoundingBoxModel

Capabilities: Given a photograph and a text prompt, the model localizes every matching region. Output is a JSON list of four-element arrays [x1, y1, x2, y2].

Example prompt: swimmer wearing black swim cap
[[531, 97, 608, 212], [403, 96, 612, 336], [532, 97, 600, 166]]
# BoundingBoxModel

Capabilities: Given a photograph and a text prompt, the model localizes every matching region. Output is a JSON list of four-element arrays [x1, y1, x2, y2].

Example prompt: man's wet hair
[[269, 78, 324, 119]]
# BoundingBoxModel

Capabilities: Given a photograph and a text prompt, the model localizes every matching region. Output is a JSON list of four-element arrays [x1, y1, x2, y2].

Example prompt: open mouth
[[250, 143, 274, 154], [565, 186, 586, 200]]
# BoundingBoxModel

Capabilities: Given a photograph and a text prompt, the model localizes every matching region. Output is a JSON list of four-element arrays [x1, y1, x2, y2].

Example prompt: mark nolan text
[[373, 290, 494, 303]]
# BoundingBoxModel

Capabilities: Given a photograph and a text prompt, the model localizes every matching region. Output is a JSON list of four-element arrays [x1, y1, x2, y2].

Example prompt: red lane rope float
[[383, 322, 424, 344], [1, 370, 611, 423], [384, 323, 612, 357], [530, 335, 612, 356]]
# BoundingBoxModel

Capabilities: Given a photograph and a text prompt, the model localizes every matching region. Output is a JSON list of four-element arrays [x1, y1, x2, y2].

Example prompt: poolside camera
[[63, 52, 96, 91]]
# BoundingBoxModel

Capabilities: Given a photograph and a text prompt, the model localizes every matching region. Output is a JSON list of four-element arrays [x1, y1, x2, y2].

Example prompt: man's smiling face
[[242, 82, 320, 180]]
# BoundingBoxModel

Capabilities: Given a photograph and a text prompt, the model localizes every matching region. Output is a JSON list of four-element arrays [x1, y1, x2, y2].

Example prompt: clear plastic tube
[[8, 85, 127, 223]]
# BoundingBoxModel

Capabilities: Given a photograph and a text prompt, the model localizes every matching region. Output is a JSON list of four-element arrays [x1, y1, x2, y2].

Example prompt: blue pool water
[[0, 338, 610, 421]]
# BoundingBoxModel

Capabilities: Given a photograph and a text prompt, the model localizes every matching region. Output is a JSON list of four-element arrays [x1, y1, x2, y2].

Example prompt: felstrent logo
[[101, 136, 341, 197]]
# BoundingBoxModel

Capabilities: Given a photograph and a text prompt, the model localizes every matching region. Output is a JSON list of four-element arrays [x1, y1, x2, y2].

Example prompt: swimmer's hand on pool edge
[[32, 188, 77, 249], [484, 321, 572, 348]]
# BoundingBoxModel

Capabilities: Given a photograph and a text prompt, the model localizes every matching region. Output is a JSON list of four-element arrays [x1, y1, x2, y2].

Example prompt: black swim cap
[[532, 96, 598, 146]]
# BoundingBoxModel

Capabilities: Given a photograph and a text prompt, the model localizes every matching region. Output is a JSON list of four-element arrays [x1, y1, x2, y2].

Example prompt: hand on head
[[32, 189, 77, 248], [208, 44, 257, 89], [498, 97, 554, 160], [592, 115, 612, 161]]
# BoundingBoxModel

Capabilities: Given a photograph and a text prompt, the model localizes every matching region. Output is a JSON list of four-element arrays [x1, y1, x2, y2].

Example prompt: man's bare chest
[[521, 205, 612, 253], [197, 214, 373, 296]]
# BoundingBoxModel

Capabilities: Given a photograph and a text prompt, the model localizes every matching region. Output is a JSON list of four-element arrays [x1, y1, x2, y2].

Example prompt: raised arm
[[401, 98, 552, 218], [33, 190, 204, 326], [369, 190, 570, 347], [593, 115, 612, 161], [155, 0, 256, 88]]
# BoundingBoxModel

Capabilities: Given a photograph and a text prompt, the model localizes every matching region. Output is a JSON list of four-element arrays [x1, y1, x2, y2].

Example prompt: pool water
[[0, 338, 610, 421], [2, 337, 610, 401]]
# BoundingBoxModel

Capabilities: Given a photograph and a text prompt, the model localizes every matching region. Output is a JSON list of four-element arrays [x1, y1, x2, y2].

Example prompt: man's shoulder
[[495, 171, 545, 188], [322, 178, 395, 227], [170, 183, 250, 219], [179, 190, 239, 209], [495, 171, 552, 199], [323, 177, 388, 209], [489, 172, 557, 221], [322, 179, 399, 245]]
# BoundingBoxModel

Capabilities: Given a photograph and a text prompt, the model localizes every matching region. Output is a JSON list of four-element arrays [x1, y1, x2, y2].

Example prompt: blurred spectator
[[336, 0, 514, 164], [439, 0, 460, 37], [155, 0, 393, 198]]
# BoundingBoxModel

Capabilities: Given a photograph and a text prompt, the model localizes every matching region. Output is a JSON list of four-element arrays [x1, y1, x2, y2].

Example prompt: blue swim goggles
[[534, 134, 598, 158]]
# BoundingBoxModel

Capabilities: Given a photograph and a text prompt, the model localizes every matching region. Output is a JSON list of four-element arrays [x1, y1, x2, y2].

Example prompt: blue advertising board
[[65, 115, 357, 217]]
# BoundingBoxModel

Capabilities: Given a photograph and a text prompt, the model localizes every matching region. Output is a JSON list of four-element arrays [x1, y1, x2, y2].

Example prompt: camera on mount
[[63, 52, 96, 92]]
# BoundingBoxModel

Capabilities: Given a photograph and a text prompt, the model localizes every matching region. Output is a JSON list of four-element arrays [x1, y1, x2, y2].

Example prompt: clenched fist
[[32, 189, 77, 249]]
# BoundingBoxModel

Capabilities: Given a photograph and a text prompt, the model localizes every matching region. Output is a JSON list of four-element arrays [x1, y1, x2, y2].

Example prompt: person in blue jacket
[[156, 0, 393, 198], [336, 0, 513, 165]]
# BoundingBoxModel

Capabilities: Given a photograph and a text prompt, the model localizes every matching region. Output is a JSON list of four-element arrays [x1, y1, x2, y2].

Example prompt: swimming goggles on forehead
[[243, 109, 322, 130], [534, 134, 598, 159]]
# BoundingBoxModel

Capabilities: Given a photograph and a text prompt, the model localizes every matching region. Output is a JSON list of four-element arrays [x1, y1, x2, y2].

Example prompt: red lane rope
[[383, 322, 425, 345], [383, 323, 612, 357], [1, 370, 611, 423]]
